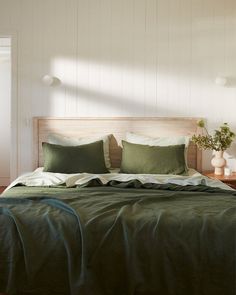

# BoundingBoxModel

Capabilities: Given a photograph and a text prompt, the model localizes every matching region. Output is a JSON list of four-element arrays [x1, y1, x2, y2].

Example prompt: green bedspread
[[1, 181, 236, 295]]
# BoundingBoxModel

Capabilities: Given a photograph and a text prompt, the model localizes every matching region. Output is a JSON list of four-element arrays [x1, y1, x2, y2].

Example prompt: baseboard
[[0, 177, 10, 186]]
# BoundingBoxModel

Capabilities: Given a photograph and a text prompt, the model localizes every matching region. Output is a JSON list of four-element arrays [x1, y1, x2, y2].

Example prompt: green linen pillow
[[43, 141, 109, 174], [120, 140, 187, 175]]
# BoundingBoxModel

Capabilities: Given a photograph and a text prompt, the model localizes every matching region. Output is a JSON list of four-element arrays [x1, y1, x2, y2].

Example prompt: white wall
[[0, 38, 11, 185], [0, 0, 236, 175]]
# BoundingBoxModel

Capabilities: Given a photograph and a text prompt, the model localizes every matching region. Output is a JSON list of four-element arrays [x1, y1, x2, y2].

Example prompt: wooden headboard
[[33, 117, 203, 171]]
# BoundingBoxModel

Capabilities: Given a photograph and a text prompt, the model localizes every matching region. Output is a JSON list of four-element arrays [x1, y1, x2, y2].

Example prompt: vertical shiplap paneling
[[121, 0, 134, 116], [178, 0, 192, 115], [224, 0, 236, 126], [31, 1, 44, 117], [87, 0, 102, 116], [199, 0, 215, 123], [110, 0, 126, 115], [190, 0, 205, 118], [156, 0, 170, 116], [38, 0, 67, 117], [100, 0, 113, 115], [119, 0, 134, 116], [49, 0, 67, 117], [64, 0, 78, 117], [168, 0, 181, 116], [8, 0, 20, 30], [40, 0, 57, 115], [133, 0, 146, 116], [144, 0, 157, 116], [0, 0, 12, 27], [210, 0, 226, 123], [1, 0, 236, 174], [224, 0, 236, 170], [76, 0, 90, 116], [17, 0, 34, 173]]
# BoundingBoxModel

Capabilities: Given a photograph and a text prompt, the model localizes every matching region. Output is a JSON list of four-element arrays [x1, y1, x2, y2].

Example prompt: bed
[[1, 117, 236, 295]]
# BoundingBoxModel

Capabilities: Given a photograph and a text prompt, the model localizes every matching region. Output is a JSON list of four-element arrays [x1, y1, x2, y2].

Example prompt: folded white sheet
[[5, 168, 233, 191]]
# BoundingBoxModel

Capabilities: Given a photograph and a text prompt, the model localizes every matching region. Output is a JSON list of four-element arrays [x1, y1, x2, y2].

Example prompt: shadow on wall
[[58, 82, 193, 117]]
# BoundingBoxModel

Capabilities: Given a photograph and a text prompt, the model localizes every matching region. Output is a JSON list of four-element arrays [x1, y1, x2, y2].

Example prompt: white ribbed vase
[[211, 150, 226, 175]]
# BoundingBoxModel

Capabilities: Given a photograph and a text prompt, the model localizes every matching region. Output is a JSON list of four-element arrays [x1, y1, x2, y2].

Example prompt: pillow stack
[[43, 134, 111, 174], [48, 133, 111, 168], [120, 132, 189, 175], [42, 132, 190, 175]]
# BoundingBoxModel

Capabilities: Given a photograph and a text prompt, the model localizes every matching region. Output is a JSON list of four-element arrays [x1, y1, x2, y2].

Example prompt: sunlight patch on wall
[[49, 55, 235, 125], [50, 56, 213, 117]]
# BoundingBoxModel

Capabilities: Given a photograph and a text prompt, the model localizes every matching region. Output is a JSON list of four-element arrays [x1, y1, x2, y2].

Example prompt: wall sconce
[[215, 76, 227, 87], [42, 75, 61, 86]]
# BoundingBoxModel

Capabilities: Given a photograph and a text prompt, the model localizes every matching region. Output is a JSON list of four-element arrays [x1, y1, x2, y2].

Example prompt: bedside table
[[0, 186, 6, 194], [203, 171, 236, 189]]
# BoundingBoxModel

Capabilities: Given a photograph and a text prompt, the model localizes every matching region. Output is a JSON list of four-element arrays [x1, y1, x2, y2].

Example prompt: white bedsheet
[[6, 168, 233, 191]]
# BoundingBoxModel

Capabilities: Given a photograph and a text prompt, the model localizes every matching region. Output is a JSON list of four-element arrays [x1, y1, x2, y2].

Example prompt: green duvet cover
[[1, 181, 236, 295]]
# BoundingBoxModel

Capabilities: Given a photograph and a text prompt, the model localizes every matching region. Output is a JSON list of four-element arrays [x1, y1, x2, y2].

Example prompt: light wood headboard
[[33, 117, 203, 172]]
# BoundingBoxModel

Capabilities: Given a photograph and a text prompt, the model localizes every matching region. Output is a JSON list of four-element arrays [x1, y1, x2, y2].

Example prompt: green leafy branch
[[192, 120, 235, 151]]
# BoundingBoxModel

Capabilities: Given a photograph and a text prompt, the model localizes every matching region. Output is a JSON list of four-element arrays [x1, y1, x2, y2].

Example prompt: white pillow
[[48, 133, 111, 168], [126, 132, 190, 147]]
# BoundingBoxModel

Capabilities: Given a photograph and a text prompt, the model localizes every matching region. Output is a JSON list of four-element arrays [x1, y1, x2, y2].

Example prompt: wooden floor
[[0, 186, 6, 194]]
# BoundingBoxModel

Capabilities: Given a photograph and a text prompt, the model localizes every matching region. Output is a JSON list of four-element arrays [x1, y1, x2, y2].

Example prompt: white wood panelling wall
[[0, 38, 11, 185], [0, 0, 236, 175]]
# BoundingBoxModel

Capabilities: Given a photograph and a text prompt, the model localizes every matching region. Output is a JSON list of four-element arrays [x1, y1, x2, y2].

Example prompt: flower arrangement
[[192, 120, 235, 151]]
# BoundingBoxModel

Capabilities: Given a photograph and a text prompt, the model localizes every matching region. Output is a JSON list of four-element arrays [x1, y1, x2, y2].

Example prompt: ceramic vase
[[211, 150, 226, 175]]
